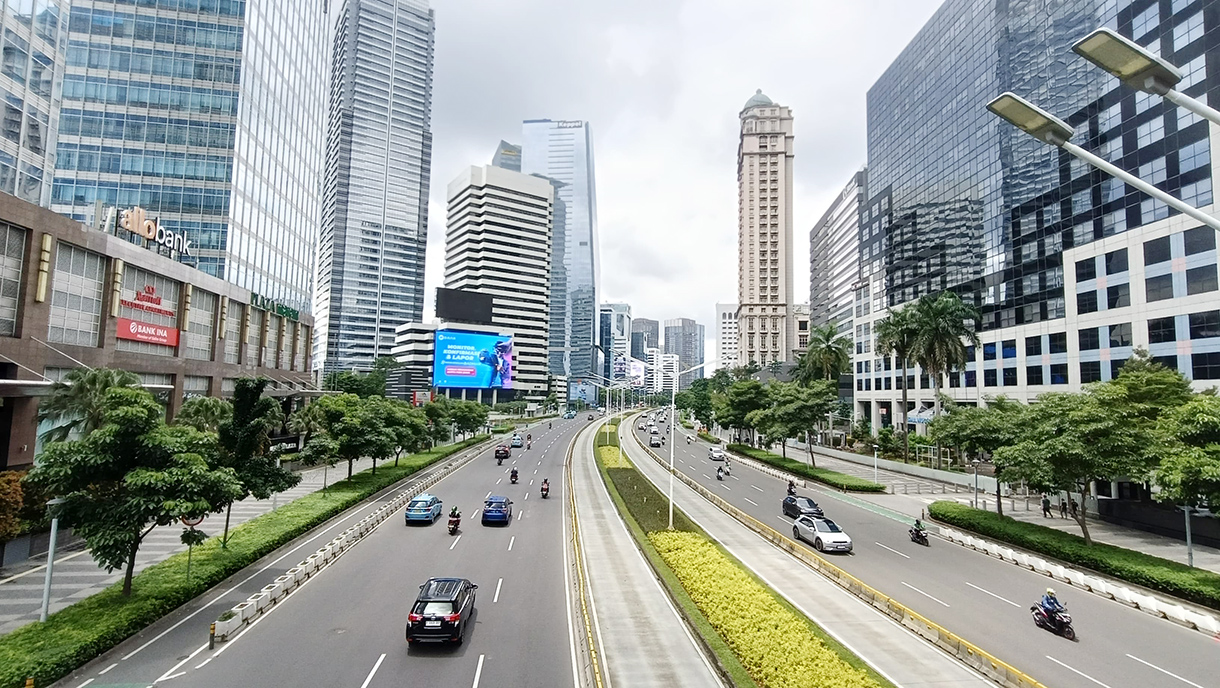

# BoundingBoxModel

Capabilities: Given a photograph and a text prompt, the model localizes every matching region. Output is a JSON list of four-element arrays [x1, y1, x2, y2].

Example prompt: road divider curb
[[567, 422, 607, 688], [630, 428, 1047, 688]]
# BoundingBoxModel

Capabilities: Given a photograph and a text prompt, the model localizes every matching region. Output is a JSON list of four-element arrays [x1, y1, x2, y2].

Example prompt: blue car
[[405, 494, 443, 524], [481, 496, 513, 525], [510, 435, 524, 448]]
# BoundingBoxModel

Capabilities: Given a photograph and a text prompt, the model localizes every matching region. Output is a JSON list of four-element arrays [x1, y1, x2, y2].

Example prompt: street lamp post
[[872, 444, 879, 485], [972, 459, 981, 510], [40, 497, 66, 623]]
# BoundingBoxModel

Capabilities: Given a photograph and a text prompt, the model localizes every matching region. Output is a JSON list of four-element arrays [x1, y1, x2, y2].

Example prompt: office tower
[[0, 1, 62, 207], [315, 0, 435, 373], [715, 303, 738, 371], [792, 303, 810, 358], [599, 302, 632, 380], [664, 317, 704, 389], [630, 330, 648, 361], [520, 119, 599, 379], [444, 165, 552, 397], [599, 307, 612, 381], [52, 1, 328, 315], [631, 317, 658, 355], [492, 140, 521, 172], [853, 0, 1220, 435], [644, 346, 660, 392], [736, 90, 795, 367], [810, 168, 865, 335]]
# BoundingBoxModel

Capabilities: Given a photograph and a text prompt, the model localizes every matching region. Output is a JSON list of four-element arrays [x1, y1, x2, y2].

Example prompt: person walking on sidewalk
[[1042, 495, 1052, 518], [1059, 499, 1068, 519], [1069, 499, 1079, 519]]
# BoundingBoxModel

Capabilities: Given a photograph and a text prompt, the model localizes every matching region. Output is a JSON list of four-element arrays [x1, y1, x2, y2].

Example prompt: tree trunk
[[1075, 485, 1091, 545], [221, 501, 233, 549], [995, 482, 1004, 516], [122, 536, 140, 596], [347, 457, 354, 479], [781, 440, 787, 458], [806, 431, 817, 468], [900, 357, 910, 462], [371, 456, 377, 476], [394, 450, 401, 468]]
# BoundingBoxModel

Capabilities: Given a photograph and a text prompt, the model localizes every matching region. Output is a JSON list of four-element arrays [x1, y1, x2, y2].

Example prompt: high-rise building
[[444, 165, 552, 398], [52, 0, 328, 316], [599, 302, 631, 380], [492, 140, 521, 172], [810, 168, 864, 335], [520, 119, 599, 380], [0, 1, 63, 208], [715, 303, 738, 371], [792, 302, 810, 359], [314, 0, 435, 373], [664, 317, 704, 389], [632, 318, 659, 349], [853, 0, 1220, 434], [736, 90, 795, 367]]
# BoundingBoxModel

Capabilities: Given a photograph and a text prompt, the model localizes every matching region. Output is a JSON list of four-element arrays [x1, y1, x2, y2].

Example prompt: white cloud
[[422, 0, 943, 342]]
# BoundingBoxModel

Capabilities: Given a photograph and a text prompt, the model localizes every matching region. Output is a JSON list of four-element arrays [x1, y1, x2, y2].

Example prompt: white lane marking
[[744, 498, 758, 506], [1047, 656, 1113, 688], [534, 468, 538, 474], [450, 535, 462, 550], [486, 491, 492, 498], [874, 542, 910, 559], [98, 663, 118, 675], [530, 479, 534, 486], [496, 478, 502, 485], [901, 581, 950, 607], [471, 654, 486, 688], [0, 549, 89, 584], [719, 483, 731, 491], [359, 654, 386, 688], [525, 492, 529, 501], [1126, 654, 1206, 688], [194, 657, 213, 670], [702, 474, 712, 480], [776, 516, 790, 525], [751, 485, 764, 493], [538, 460, 542, 465], [508, 536, 515, 551], [75, 680, 95, 688], [161, 672, 186, 681], [494, 578, 503, 603], [153, 642, 208, 682], [965, 581, 1019, 608]]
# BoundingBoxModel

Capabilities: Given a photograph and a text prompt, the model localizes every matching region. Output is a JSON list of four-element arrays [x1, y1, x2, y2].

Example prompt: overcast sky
[[421, 0, 945, 359]]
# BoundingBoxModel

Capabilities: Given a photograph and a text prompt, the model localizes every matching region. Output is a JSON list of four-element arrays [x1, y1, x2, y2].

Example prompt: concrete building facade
[[664, 317, 704, 389], [715, 302, 738, 371], [810, 168, 864, 335]]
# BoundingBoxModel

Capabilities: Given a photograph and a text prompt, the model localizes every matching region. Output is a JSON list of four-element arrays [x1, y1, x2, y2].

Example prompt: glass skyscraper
[[520, 118, 599, 380], [50, 0, 327, 315], [0, 0, 62, 208], [315, 0, 434, 373]]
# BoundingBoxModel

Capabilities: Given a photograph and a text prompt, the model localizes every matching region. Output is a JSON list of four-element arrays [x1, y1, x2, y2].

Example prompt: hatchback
[[406, 578, 477, 644], [793, 516, 853, 553], [782, 495, 823, 519], [404, 494, 443, 524], [481, 496, 513, 525]]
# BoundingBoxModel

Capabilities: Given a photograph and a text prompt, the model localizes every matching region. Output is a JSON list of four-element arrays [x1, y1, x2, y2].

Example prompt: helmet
[[1046, 588, 1056, 596]]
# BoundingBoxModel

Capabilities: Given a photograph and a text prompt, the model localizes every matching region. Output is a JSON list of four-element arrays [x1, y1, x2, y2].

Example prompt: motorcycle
[[497, 456, 504, 466], [447, 517, 460, 535], [1030, 604, 1076, 640], [909, 528, 929, 546], [716, 468, 724, 481], [686, 436, 691, 444], [541, 483, 550, 499], [511, 471, 519, 485]]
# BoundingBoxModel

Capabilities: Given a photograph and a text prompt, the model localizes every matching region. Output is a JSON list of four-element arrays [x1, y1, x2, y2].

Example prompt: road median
[[726, 444, 885, 492]]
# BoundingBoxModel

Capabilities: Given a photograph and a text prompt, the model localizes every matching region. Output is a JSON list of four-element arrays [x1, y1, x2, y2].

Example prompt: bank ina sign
[[119, 206, 193, 257]]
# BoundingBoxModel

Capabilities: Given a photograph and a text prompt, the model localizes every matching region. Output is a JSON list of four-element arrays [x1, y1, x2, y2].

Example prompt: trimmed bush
[[606, 468, 697, 533], [650, 531, 882, 688], [727, 445, 885, 493], [698, 431, 721, 445], [596, 445, 632, 469], [929, 500, 1220, 610], [0, 436, 488, 688]]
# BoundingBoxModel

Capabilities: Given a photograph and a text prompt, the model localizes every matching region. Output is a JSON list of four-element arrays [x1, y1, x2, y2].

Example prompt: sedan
[[793, 516, 852, 553], [637, 422, 647, 430], [649, 426, 660, 435], [708, 447, 725, 461], [405, 494, 443, 524], [782, 495, 823, 518], [406, 577, 477, 644], [510, 435, 524, 448], [481, 496, 513, 525], [649, 435, 662, 448]]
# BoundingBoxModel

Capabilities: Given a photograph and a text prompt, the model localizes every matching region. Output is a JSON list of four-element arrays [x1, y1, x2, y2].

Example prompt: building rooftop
[[743, 89, 773, 110]]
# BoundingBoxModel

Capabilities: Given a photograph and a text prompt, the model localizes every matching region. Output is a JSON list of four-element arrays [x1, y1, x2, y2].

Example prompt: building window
[[1075, 257, 1097, 282], [1105, 248, 1128, 274], [1184, 227, 1215, 256], [1110, 359, 1128, 379], [1107, 283, 1130, 309], [1026, 336, 1042, 356], [1148, 316, 1177, 343], [1027, 365, 1044, 385], [1173, 11, 1204, 49], [0, 223, 25, 336], [1192, 352, 1220, 380], [1136, 117, 1164, 147], [1079, 328, 1100, 351], [1080, 361, 1103, 383], [1003, 367, 1017, 386], [1146, 274, 1175, 302], [1049, 332, 1067, 354], [984, 369, 997, 386], [1110, 322, 1132, 348], [1050, 363, 1069, 384], [1077, 290, 1098, 314], [1154, 355, 1179, 371], [1179, 139, 1208, 173], [1186, 265, 1218, 295], [964, 370, 976, 387], [1144, 236, 1171, 266], [183, 375, 210, 401], [983, 343, 996, 360], [1133, 3, 1159, 38], [185, 289, 217, 361], [47, 242, 105, 347], [1002, 340, 1016, 359], [1189, 310, 1220, 339], [225, 301, 243, 364]]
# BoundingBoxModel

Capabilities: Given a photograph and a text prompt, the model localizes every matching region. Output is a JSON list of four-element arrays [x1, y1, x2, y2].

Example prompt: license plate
[[425, 620, 440, 628]]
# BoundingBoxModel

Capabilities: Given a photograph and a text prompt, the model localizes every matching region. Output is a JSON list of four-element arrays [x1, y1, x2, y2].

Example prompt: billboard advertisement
[[612, 354, 628, 380], [432, 330, 513, 389], [568, 380, 597, 404], [628, 358, 646, 388]]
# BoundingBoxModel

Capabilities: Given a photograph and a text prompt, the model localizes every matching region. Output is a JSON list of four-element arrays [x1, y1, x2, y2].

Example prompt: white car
[[793, 516, 853, 553], [637, 422, 646, 430], [708, 447, 725, 461], [649, 426, 659, 435]]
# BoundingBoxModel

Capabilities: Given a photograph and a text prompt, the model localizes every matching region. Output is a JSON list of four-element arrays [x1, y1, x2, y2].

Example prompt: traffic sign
[[181, 515, 204, 527]]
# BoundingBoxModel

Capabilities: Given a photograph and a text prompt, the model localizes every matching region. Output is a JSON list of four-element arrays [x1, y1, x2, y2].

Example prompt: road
[[637, 418, 1220, 688], [55, 416, 590, 688]]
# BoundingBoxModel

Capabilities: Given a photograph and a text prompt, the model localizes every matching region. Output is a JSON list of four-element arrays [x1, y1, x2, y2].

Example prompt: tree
[[748, 381, 835, 462], [301, 394, 395, 479], [796, 323, 852, 384], [423, 397, 454, 446], [288, 401, 326, 447], [875, 306, 919, 461], [1108, 348, 1194, 422], [380, 400, 430, 466], [0, 471, 22, 542], [707, 368, 734, 395], [1154, 396, 1220, 511], [216, 378, 299, 546], [911, 291, 979, 420], [451, 400, 489, 438], [714, 379, 769, 445], [930, 396, 1025, 514], [37, 368, 142, 443], [175, 396, 233, 433], [24, 387, 242, 595], [675, 378, 715, 428], [766, 360, 784, 377]]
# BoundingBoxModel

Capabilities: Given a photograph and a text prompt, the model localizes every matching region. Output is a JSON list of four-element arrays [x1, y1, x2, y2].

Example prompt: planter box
[[234, 601, 255, 622], [251, 591, 269, 612], [288, 566, 306, 584], [275, 574, 294, 591], [305, 554, 321, 571], [213, 614, 242, 640], [261, 583, 283, 602]]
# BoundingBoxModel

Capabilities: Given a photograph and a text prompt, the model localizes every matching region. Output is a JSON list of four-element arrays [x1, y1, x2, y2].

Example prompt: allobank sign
[[119, 206, 193, 256]]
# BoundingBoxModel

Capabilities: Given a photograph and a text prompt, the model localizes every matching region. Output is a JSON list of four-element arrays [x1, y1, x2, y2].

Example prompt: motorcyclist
[[686, 435, 691, 444], [716, 466, 724, 480], [787, 480, 796, 496], [549, 422, 553, 429], [1040, 588, 1065, 616], [913, 518, 925, 534], [541, 478, 550, 496], [510, 467, 519, 482]]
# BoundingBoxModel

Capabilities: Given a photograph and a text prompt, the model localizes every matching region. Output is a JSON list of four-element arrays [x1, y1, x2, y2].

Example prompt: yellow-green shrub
[[648, 531, 881, 688], [597, 445, 632, 468]]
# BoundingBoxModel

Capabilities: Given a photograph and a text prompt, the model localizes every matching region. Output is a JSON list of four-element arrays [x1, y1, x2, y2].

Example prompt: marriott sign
[[118, 206, 193, 257]]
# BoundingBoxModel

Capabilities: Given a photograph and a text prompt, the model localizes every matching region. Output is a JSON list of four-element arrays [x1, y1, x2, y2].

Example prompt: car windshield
[[416, 601, 453, 615], [797, 499, 817, 509], [485, 501, 503, 510], [409, 500, 430, 509], [816, 520, 843, 533]]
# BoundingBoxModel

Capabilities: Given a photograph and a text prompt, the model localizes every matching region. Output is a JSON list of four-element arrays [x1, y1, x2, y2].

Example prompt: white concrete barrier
[[261, 583, 282, 603], [274, 574, 294, 593], [234, 600, 255, 622], [213, 614, 241, 639], [250, 591, 269, 612]]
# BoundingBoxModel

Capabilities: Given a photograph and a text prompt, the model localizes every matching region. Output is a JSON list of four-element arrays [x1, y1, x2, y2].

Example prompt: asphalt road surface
[[636, 419, 1220, 688], [61, 416, 590, 688]]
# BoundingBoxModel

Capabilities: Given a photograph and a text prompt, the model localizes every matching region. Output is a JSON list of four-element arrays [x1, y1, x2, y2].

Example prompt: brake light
[[408, 613, 422, 622], [444, 613, 461, 622]]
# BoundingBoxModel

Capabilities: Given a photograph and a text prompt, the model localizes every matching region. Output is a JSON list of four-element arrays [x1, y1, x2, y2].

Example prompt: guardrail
[[627, 426, 1047, 688], [567, 423, 607, 688]]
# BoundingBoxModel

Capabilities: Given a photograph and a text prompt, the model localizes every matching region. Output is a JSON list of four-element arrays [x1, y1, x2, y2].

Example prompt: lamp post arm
[[1164, 88, 1220, 128], [1061, 141, 1220, 234]]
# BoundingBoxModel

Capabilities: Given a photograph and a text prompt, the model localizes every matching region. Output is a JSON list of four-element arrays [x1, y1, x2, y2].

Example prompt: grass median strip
[[929, 500, 1220, 611], [727, 444, 885, 493], [0, 436, 488, 688]]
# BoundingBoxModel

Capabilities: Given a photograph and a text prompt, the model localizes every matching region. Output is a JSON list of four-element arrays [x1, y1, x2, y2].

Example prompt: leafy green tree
[[930, 397, 1025, 514], [175, 396, 233, 433], [380, 400, 430, 466], [875, 306, 919, 461], [714, 379, 769, 445], [423, 396, 454, 446], [911, 291, 979, 420], [216, 378, 298, 546], [795, 324, 852, 384], [1108, 348, 1194, 422], [1154, 395, 1220, 511], [37, 368, 142, 443], [675, 378, 715, 428], [766, 360, 784, 377], [0, 471, 22, 542], [707, 368, 734, 395], [451, 400, 489, 438], [288, 401, 326, 447], [301, 393, 394, 479], [747, 381, 835, 461], [25, 387, 242, 595]]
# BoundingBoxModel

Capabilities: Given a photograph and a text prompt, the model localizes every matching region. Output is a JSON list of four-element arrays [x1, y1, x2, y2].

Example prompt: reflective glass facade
[[0, 0, 64, 207], [520, 118, 599, 379], [315, 0, 434, 373]]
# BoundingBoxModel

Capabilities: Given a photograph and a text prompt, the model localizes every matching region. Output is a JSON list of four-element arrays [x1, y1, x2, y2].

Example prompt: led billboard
[[628, 358, 646, 388], [433, 330, 514, 389]]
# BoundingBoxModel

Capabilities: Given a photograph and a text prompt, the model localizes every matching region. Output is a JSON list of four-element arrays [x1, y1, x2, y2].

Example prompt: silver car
[[793, 516, 853, 553]]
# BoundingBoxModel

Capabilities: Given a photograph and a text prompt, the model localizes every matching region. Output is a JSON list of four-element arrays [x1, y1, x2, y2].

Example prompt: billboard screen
[[436, 287, 494, 325], [432, 330, 513, 389], [612, 354, 628, 380], [568, 380, 597, 404], [628, 358, 646, 388]]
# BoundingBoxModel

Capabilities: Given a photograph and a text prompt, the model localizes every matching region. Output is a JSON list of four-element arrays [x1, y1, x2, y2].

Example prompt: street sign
[[180, 515, 204, 527]]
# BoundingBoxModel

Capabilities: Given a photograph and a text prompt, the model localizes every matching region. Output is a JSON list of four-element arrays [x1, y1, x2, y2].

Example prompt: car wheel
[[453, 623, 464, 645], [792, 526, 801, 542], [814, 538, 824, 552]]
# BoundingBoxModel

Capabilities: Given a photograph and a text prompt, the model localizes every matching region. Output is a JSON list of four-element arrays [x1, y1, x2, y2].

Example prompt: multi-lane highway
[[60, 416, 591, 688], [632, 417, 1220, 688]]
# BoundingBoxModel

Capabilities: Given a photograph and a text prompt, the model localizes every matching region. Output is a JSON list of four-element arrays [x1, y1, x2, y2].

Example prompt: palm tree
[[911, 291, 980, 420], [174, 396, 233, 433], [799, 323, 852, 383], [288, 402, 325, 447], [875, 306, 918, 461], [767, 360, 784, 378], [37, 368, 141, 443]]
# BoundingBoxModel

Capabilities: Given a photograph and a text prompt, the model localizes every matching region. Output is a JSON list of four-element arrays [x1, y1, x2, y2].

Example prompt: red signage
[[117, 317, 179, 346], [119, 284, 175, 318]]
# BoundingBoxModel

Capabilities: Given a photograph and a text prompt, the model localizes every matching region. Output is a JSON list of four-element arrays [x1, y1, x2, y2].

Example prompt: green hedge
[[928, 501, 1220, 611], [698, 431, 721, 445], [726, 445, 886, 493], [605, 467, 697, 534], [594, 423, 620, 449], [0, 436, 488, 688]]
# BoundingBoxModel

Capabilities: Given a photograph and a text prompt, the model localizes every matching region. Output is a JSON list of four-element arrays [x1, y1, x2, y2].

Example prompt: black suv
[[782, 495, 824, 519], [406, 577, 477, 644], [494, 445, 511, 460]]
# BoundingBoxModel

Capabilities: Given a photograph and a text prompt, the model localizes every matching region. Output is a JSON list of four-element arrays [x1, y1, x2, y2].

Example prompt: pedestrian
[[1069, 499, 1078, 519], [1041, 495, 1051, 518], [1059, 499, 1068, 519]]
